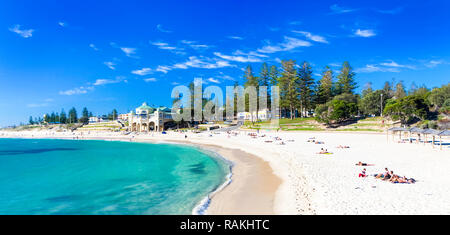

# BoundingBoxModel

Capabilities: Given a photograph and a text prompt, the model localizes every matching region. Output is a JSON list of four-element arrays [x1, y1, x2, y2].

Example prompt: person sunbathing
[[317, 149, 332, 154], [315, 141, 325, 144], [375, 168, 390, 179], [356, 162, 375, 166], [390, 175, 415, 184], [407, 178, 416, 184], [337, 145, 350, 149], [388, 174, 400, 183], [359, 168, 368, 178], [382, 171, 394, 181]]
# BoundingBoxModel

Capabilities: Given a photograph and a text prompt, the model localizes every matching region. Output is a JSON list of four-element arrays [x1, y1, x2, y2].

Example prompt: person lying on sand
[[389, 175, 416, 184], [315, 141, 325, 144], [317, 148, 332, 154], [375, 168, 390, 179], [356, 162, 375, 166], [337, 145, 350, 149]]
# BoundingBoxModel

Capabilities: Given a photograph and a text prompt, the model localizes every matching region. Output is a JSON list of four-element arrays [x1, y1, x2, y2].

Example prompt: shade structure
[[422, 129, 441, 135], [388, 127, 409, 132], [409, 127, 425, 133], [438, 130, 450, 136], [437, 130, 450, 150]]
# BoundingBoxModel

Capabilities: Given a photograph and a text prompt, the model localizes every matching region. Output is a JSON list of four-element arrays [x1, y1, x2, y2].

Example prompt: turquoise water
[[0, 138, 230, 215]]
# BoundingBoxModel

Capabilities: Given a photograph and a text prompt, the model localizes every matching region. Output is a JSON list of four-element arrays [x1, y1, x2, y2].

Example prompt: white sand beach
[[1, 129, 449, 215]]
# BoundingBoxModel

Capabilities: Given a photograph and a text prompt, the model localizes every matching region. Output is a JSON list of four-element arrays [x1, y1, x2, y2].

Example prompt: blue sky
[[1, 0, 449, 127]]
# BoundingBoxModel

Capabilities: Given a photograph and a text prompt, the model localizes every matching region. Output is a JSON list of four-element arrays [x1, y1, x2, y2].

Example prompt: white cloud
[[330, 4, 358, 14], [425, 60, 444, 68], [58, 22, 67, 27], [150, 41, 185, 55], [171, 82, 180, 85], [59, 86, 94, 96], [144, 78, 157, 82], [121, 47, 137, 57], [213, 52, 263, 63], [180, 40, 210, 50], [156, 24, 172, 33], [173, 56, 234, 70], [151, 41, 177, 50], [93, 78, 123, 86], [104, 61, 116, 70], [228, 36, 244, 40], [355, 64, 400, 73], [257, 36, 312, 54], [132, 68, 152, 76], [292, 31, 329, 43], [156, 65, 171, 73], [9, 25, 34, 38], [151, 57, 234, 74], [89, 44, 99, 51], [354, 29, 376, 38], [329, 63, 341, 67], [27, 102, 50, 108], [289, 21, 302, 25], [380, 60, 416, 69], [217, 73, 235, 81], [207, 78, 221, 84]]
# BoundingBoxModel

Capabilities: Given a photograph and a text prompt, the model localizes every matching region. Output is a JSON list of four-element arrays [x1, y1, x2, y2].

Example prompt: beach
[[1, 129, 449, 215]]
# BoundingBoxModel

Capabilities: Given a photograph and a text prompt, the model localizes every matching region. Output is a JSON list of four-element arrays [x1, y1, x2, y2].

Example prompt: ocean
[[0, 138, 230, 215]]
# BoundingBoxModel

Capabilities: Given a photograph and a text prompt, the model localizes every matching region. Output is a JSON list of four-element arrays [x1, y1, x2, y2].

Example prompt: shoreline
[[192, 143, 281, 215], [0, 131, 283, 215]]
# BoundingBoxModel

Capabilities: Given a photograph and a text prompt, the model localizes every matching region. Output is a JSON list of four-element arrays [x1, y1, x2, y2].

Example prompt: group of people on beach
[[357, 164, 416, 184], [374, 168, 416, 184]]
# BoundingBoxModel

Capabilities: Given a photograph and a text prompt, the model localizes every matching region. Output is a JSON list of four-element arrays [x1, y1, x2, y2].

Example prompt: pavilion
[[128, 102, 174, 132], [387, 127, 450, 150]]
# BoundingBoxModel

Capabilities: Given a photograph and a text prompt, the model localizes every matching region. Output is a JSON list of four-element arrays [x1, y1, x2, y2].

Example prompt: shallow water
[[0, 138, 229, 215]]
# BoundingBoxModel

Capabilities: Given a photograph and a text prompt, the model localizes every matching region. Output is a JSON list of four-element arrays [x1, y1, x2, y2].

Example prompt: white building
[[118, 113, 129, 122], [237, 108, 272, 121], [89, 117, 104, 124], [128, 102, 174, 132]]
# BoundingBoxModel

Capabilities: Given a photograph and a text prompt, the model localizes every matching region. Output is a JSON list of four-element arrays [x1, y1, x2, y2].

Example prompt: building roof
[[137, 102, 154, 110], [157, 106, 171, 112]]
